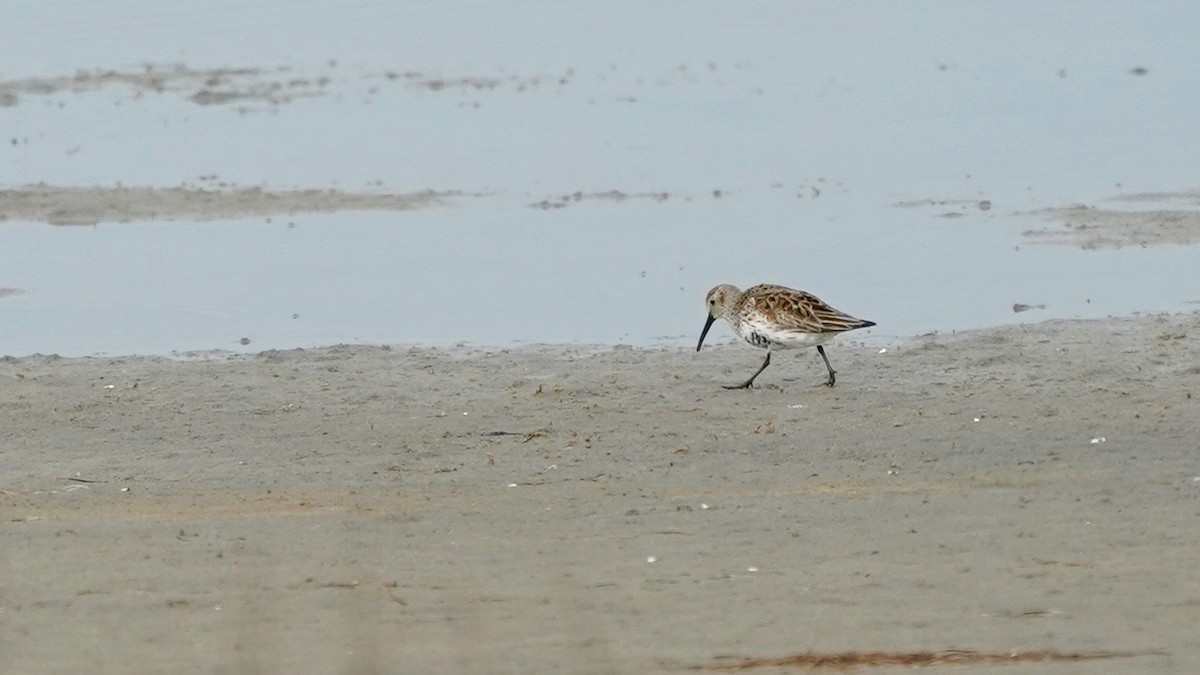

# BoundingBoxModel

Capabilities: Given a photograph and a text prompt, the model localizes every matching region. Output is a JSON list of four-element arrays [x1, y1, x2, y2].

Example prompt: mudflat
[[3, 314, 1199, 673]]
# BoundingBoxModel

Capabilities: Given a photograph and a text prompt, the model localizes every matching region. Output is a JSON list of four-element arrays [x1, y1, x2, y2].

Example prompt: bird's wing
[[743, 285, 871, 334]]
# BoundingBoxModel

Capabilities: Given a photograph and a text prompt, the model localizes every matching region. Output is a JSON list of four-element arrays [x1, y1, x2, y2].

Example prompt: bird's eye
[[709, 299, 716, 305]]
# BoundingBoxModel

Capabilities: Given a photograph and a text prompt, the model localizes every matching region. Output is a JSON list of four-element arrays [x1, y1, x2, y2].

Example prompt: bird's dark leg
[[725, 351, 771, 389], [817, 345, 836, 387]]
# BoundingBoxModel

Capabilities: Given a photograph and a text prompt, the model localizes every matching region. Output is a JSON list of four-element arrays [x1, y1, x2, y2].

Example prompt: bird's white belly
[[735, 321, 834, 350]]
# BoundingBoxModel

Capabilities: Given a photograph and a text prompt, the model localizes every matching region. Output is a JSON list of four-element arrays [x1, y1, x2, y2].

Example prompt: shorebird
[[696, 283, 875, 389]]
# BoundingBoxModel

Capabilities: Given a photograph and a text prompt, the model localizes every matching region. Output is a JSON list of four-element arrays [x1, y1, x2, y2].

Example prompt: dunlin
[[696, 284, 875, 389]]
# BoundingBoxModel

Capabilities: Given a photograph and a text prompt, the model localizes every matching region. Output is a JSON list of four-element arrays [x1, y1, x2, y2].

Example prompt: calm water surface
[[2, 2, 1199, 355]]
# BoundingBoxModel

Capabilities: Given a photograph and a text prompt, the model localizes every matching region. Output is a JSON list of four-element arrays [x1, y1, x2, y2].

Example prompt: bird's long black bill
[[696, 314, 717, 351]]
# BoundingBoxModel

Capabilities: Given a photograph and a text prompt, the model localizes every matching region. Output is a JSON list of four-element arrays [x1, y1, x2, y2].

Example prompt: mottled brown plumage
[[696, 283, 875, 389]]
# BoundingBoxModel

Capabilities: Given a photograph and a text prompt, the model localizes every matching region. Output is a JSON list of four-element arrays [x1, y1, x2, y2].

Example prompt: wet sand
[[3, 314, 1199, 673], [0, 185, 459, 225]]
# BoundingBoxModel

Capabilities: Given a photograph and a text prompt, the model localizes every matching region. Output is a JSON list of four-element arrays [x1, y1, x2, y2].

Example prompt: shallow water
[[3, 2, 1200, 356]]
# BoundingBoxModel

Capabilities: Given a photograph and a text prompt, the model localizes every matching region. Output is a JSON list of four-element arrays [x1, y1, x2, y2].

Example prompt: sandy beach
[[3, 313, 1199, 673]]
